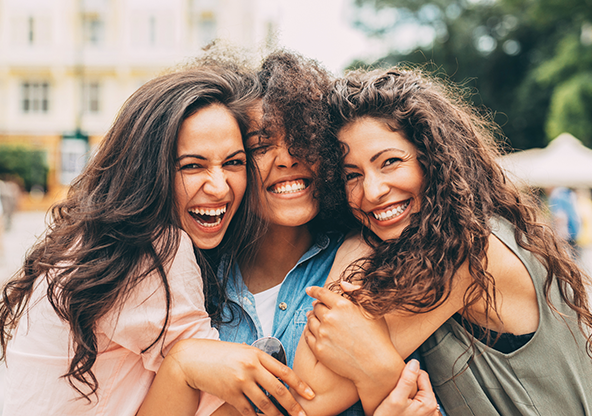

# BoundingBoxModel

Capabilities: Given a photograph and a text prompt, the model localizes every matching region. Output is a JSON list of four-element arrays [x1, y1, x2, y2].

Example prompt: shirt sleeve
[[97, 229, 220, 371]]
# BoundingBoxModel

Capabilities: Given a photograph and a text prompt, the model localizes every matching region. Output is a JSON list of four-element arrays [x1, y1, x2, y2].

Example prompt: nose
[[203, 168, 230, 199], [275, 143, 299, 168], [363, 172, 389, 204]]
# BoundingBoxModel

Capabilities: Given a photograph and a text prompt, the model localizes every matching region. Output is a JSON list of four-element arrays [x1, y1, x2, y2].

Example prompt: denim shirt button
[[278, 302, 288, 310]]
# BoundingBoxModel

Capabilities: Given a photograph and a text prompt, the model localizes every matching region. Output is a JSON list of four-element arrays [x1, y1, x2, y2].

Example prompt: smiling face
[[246, 105, 319, 228], [339, 117, 424, 241], [174, 103, 247, 250]]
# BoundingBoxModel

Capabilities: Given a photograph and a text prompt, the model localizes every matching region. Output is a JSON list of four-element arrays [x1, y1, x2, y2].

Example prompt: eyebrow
[[176, 149, 246, 162], [246, 130, 265, 139], [370, 148, 405, 162]]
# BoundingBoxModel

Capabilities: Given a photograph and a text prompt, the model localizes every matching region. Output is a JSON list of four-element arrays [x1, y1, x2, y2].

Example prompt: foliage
[[350, 0, 592, 149], [0, 146, 49, 191]]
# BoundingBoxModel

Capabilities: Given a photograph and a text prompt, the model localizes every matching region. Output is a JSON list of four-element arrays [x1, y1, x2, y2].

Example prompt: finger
[[259, 352, 315, 401], [305, 286, 342, 307], [413, 371, 440, 415], [340, 281, 362, 292], [306, 312, 321, 337], [416, 370, 435, 396], [253, 360, 310, 416], [311, 300, 331, 322], [242, 383, 282, 416], [391, 359, 421, 401], [224, 394, 259, 416], [303, 326, 317, 351]]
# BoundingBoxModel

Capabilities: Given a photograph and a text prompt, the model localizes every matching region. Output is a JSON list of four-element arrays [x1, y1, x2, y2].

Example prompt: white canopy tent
[[499, 133, 592, 189]]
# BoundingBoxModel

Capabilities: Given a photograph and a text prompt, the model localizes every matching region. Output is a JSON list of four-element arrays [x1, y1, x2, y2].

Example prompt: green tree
[[350, 0, 592, 149], [0, 146, 49, 191]]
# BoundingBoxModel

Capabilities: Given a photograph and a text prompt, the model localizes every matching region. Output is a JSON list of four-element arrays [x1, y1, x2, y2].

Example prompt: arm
[[290, 235, 406, 416], [296, 287, 406, 416], [295, 234, 468, 415], [138, 338, 315, 416], [374, 360, 440, 416]]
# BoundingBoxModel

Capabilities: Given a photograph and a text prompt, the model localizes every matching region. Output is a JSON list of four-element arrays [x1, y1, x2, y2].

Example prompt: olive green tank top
[[420, 217, 592, 415]]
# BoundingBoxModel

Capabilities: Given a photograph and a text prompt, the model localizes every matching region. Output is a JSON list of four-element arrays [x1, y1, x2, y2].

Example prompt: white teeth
[[196, 217, 222, 227], [189, 205, 227, 217], [271, 180, 307, 194], [372, 200, 410, 221]]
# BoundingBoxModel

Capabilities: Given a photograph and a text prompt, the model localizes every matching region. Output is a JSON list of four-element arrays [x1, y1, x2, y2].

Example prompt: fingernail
[[305, 387, 315, 398], [299, 411, 307, 416], [408, 359, 420, 372]]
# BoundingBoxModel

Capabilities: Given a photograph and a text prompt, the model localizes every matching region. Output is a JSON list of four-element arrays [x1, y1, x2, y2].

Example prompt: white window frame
[[21, 81, 50, 114]]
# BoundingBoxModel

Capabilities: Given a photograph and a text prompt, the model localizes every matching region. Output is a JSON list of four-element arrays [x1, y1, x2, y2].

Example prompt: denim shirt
[[216, 232, 364, 415], [217, 231, 342, 367]]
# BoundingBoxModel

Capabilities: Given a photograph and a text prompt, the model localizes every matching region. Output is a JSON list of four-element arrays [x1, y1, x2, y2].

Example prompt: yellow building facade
[[0, 0, 276, 209]]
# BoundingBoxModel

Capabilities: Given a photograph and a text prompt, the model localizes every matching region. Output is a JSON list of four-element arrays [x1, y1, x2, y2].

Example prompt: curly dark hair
[[328, 67, 592, 354], [255, 50, 352, 232], [0, 66, 260, 400]]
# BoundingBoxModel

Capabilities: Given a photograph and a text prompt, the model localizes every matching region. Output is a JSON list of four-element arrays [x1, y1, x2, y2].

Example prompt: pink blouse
[[3, 231, 224, 415]]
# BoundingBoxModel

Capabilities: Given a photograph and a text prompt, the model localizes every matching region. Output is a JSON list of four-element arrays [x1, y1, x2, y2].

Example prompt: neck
[[240, 223, 314, 294]]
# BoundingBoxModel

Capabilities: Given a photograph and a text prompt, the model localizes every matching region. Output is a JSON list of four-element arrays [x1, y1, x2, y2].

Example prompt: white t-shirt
[[253, 283, 282, 337]]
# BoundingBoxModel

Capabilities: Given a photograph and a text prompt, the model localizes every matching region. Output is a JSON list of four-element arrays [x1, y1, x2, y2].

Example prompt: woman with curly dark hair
[[0, 65, 315, 416], [204, 51, 439, 416], [298, 67, 592, 415]]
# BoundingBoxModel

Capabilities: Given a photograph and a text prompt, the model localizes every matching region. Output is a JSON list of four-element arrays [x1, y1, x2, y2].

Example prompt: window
[[199, 12, 217, 46], [21, 82, 50, 114], [28, 17, 35, 44], [82, 82, 101, 114], [82, 14, 104, 46]]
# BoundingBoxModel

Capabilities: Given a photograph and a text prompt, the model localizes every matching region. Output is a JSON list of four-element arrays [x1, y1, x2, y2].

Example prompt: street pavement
[[0, 211, 591, 412]]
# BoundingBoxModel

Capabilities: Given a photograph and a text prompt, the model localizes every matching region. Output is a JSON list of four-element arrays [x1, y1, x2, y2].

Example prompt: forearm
[[353, 346, 407, 416], [292, 336, 360, 416], [137, 340, 202, 416], [292, 333, 408, 416]]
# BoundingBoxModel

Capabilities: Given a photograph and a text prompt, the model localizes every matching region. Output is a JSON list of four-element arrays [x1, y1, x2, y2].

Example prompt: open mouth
[[372, 200, 410, 222], [189, 205, 227, 228], [268, 179, 310, 194]]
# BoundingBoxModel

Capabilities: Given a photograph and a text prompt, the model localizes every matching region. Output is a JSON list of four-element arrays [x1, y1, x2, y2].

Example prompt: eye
[[178, 162, 203, 171], [248, 143, 276, 157], [383, 157, 402, 168], [223, 158, 246, 167], [345, 171, 361, 181]]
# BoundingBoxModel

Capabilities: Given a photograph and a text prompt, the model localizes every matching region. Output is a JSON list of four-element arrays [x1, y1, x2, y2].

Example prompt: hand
[[374, 359, 440, 416], [304, 284, 402, 389], [170, 339, 313, 416]]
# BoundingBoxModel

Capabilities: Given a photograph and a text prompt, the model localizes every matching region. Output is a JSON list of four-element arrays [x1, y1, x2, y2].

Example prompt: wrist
[[353, 344, 403, 392]]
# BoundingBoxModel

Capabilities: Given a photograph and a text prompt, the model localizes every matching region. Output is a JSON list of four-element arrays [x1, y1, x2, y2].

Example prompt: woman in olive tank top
[[294, 67, 592, 416]]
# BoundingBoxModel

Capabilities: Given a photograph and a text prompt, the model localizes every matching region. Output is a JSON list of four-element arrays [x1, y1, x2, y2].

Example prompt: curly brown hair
[[255, 50, 352, 232], [328, 67, 592, 354]]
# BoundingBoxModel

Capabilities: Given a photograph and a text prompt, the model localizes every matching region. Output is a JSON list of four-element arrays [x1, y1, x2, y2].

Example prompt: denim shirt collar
[[217, 232, 337, 348]]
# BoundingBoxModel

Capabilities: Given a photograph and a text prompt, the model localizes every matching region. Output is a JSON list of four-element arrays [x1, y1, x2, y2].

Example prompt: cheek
[[173, 174, 189, 208], [345, 182, 362, 209], [229, 172, 247, 205]]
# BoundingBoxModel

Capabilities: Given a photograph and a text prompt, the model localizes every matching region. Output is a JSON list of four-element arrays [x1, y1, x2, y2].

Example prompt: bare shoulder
[[480, 233, 539, 333], [325, 232, 373, 286], [486, 233, 533, 290]]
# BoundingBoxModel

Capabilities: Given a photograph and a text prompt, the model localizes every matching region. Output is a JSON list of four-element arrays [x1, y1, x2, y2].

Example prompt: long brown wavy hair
[[0, 66, 260, 400], [328, 67, 592, 354]]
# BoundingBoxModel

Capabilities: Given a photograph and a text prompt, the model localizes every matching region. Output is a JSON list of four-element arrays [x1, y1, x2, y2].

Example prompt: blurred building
[[0, 0, 276, 201]]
